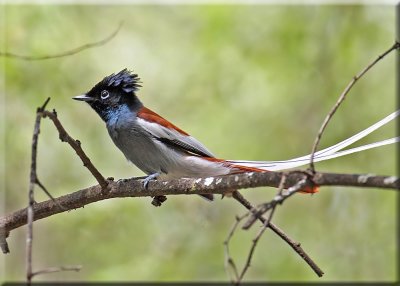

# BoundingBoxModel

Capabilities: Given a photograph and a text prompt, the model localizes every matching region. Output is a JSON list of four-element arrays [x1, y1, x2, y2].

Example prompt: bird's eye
[[100, 90, 110, 100]]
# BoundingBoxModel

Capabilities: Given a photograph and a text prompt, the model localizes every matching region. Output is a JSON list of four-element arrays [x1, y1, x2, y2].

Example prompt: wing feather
[[137, 107, 215, 158]]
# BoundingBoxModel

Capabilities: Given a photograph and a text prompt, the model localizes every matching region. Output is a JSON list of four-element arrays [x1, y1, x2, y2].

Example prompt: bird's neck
[[100, 104, 129, 125], [97, 97, 143, 124]]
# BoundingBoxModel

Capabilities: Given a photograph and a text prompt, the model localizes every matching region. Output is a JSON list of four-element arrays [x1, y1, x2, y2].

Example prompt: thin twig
[[232, 191, 324, 278], [236, 175, 320, 282], [309, 41, 400, 172], [35, 177, 66, 211], [223, 214, 248, 283], [242, 176, 309, 230], [0, 22, 123, 61], [29, 99, 67, 210], [41, 110, 108, 190], [25, 98, 95, 284], [237, 209, 276, 284], [236, 174, 286, 283], [26, 98, 50, 284], [31, 265, 82, 278], [242, 174, 287, 230]]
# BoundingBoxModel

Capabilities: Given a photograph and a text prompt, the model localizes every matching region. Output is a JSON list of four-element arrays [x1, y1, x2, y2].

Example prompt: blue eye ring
[[100, 90, 110, 100]]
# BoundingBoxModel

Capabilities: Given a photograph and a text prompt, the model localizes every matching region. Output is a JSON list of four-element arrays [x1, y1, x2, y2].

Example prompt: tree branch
[[1, 170, 397, 253]]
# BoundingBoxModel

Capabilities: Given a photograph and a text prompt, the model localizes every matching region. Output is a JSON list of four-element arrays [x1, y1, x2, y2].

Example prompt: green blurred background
[[0, 3, 397, 282]]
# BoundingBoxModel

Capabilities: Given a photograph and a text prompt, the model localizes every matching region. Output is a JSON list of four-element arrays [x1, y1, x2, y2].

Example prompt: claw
[[143, 172, 160, 189]]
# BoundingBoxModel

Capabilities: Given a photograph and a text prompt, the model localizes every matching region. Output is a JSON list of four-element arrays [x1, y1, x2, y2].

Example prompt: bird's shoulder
[[137, 106, 189, 136]]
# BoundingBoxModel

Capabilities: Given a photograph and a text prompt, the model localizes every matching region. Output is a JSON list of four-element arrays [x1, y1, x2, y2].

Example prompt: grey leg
[[143, 172, 160, 189]]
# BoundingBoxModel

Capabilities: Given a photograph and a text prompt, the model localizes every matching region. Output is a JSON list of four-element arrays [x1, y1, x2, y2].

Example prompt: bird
[[73, 69, 399, 201]]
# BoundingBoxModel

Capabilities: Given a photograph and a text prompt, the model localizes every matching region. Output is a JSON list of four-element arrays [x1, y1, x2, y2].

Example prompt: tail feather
[[227, 110, 399, 171]]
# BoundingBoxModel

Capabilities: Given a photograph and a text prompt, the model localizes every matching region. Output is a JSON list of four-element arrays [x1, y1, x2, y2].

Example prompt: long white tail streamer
[[228, 110, 399, 171]]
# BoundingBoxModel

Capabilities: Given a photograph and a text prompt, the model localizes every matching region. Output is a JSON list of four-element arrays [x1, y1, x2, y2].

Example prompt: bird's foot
[[143, 172, 160, 189]]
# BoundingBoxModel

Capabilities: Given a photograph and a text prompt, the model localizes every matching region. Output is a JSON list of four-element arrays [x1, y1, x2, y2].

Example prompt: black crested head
[[99, 68, 142, 94], [74, 69, 143, 122]]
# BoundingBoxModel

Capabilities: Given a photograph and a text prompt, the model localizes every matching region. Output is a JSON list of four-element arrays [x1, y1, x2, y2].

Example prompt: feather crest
[[100, 68, 142, 93]]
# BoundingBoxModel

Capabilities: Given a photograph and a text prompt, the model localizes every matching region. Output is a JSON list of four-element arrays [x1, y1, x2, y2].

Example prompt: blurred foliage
[[0, 4, 396, 282]]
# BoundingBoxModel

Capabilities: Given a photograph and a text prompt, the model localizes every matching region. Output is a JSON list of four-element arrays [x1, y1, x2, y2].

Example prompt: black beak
[[73, 94, 95, 102]]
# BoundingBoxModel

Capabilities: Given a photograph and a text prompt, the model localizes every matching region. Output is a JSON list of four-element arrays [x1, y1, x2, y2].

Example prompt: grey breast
[[106, 107, 176, 175]]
